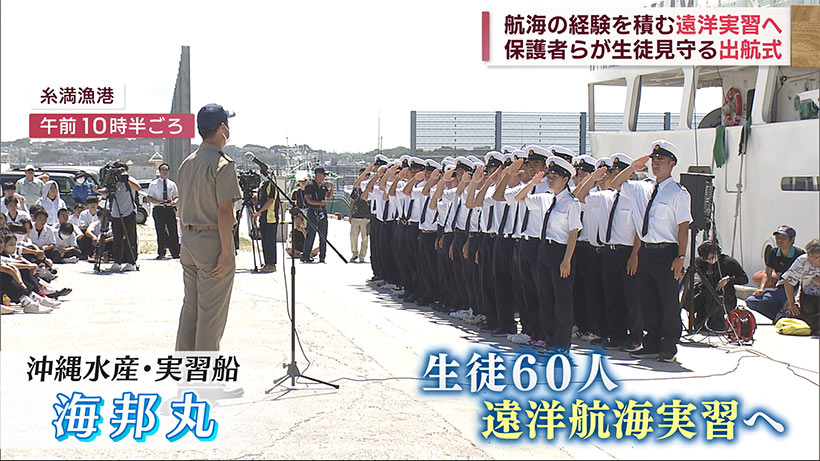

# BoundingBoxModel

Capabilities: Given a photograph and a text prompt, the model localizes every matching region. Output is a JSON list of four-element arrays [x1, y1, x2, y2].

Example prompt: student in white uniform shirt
[[516, 156, 582, 352], [395, 157, 428, 303], [429, 162, 461, 311], [571, 154, 607, 344], [574, 154, 643, 352], [610, 140, 692, 363], [362, 157, 389, 283], [466, 151, 508, 334], [29, 209, 59, 261], [415, 159, 442, 306], [4, 196, 31, 225]]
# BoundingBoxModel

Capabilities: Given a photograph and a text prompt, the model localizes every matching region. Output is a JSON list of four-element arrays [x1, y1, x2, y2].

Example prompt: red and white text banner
[[482, 8, 790, 66], [29, 113, 194, 139]]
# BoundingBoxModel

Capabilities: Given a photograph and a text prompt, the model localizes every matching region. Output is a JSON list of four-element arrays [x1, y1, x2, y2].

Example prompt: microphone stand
[[257, 168, 341, 393]]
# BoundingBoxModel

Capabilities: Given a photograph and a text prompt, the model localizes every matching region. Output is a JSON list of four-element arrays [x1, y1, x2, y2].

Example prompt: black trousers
[[465, 234, 481, 315], [519, 239, 542, 340], [153, 206, 180, 257], [576, 243, 606, 337], [478, 234, 499, 329], [417, 231, 438, 302], [404, 225, 421, 296], [537, 241, 576, 350], [1, 272, 29, 302], [573, 244, 592, 334], [511, 240, 530, 336], [78, 232, 94, 257], [436, 233, 456, 308], [493, 236, 517, 332], [602, 245, 643, 343], [111, 212, 137, 264], [452, 231, 470, 309], [796, 292, 820, 335], [638, 245, 682, 355], [381, 221, 398, 284], [370, 219, 382, 279], [392, 223, 409, 288]]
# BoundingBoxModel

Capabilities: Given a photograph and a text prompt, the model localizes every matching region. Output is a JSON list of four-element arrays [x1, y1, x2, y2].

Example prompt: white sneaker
[[34, 294, 60, 308], [1, 305, 17, 315], [22, 297, 52, 314], [64, 256, 79, 263], [122, 263, 137, 272], [109, 263, 123, 272], [507, 333, 532, 344]]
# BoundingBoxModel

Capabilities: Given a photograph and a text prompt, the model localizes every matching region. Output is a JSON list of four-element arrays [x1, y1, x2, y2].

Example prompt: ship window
[[780, 176, 820, 191]]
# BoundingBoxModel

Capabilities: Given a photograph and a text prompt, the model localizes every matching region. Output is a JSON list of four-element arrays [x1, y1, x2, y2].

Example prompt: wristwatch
[[676, 254, 686, 260]]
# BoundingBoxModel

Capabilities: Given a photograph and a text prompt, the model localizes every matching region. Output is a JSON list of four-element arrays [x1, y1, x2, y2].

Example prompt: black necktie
[[452, 199, 462, 228], [162, 179, 168, 201], [404, 198, 414, 221], [498, 204, 510, 235], [382, 199, 390, 221], [520, 187, 536, 232], [605, 191, 621, 243], [443, 202, 453, 228], [540, 196, 558, 240], [487, 205, 494, 232], [420, 196, 431, 224], [641, 183, 659, 237], [465, 208, 473, 232]]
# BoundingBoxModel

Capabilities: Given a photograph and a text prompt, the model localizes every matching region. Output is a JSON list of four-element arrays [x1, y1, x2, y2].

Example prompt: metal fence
[[410, 111, 705, 155]]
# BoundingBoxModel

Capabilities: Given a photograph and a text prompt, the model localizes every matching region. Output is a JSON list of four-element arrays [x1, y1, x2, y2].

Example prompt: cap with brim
[[573, 155, 596, 173], [484, 151, 503, 168], [649, 140, 678, 162], [595, 157, 612, 169], [500, 145, 516, 155], [611, 153, 633, 170], [773, 225, 796, 239], [197, 103, 235, 132], [546, 156, 576, 178], [502, 153, 513, 165], [25, 164, 35, 171], [512, 149, 527, 160], [425, 159, 441, 171], [314, 167, 326, 174], [455, 157, 474, 171], [410, 157, 426, 169], [548, 145, 576, 163], [524, 145, 549, 162], [374, 154, 389, 165]]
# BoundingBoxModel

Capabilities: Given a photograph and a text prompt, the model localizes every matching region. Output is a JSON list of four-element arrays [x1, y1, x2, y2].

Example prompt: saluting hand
[[531, 171, 546, 186], [631, 154, 651, 171]]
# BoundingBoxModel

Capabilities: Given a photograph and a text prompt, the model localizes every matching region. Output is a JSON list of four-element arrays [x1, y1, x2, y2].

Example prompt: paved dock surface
[[2, 220, 817, 459]]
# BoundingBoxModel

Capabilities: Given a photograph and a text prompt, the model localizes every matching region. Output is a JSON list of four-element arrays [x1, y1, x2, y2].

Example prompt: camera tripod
[[235, 192, 263, 272], [93, 181, 139, 274]]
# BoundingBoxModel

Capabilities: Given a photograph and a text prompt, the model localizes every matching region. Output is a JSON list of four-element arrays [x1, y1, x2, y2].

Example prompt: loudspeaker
[[680, 172, 715, 231]]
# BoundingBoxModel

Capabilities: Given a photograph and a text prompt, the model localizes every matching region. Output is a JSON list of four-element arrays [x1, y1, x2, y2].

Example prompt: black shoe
[[319, 259, 326, 263], [603, 339, 622, 350], [171, 255, 180, 259], [492, 327, 516, 337], [404, 295, 418, 303], [590, 337, 605, 346], [156, 255, 167, 260], [620, 341, 643, 353], [657, 352, 677, 363], [630, 347, 659, 359], [47, 288, 72, 299], [350, 256, 358, 263], [301, 258, 314, 263]]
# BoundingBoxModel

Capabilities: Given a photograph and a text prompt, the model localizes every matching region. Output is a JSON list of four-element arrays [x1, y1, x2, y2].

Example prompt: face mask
[[221, 125, 230, 144]]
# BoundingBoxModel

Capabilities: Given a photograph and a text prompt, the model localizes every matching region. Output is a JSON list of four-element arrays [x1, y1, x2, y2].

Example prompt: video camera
[[238, 169, 261, 198], [99, 161, 129, 190]]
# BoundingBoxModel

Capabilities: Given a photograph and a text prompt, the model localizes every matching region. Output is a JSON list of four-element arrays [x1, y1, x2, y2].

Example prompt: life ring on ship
[[722, 87, 743, 126]]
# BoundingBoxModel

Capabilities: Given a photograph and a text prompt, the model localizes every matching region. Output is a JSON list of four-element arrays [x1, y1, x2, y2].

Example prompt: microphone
[[244, 152, 270, 175]]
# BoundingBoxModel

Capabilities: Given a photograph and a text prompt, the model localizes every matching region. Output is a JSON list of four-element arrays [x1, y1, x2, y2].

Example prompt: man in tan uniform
[[175, 103, 242, 354]]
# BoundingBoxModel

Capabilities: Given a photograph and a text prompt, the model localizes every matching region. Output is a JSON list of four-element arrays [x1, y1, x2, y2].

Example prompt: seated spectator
[[30, 209, 59, 261], [1, 181, 27, 215], [35, 180, 66, 226], [0, 213, 6, 228], [86, 209, 114, 262], [286, 214, 319, 259], [13, 219, 52, 269], [1, 232, 63, 311], [688, 241, 748, 331], [745, 225, 805, 322], [78, 197, 100, 257], [54, 222, 82, 263], [781, 238, 820, 335], [4, 196, 31, 225], [69, 203, 84, 228]]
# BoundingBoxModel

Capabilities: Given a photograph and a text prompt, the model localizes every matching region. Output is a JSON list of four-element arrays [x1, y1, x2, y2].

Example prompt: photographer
[[689, 241, 748, 331], [94, 162, 141, 272], [146, 163, 180, 259], [301, 167, 333, 263]]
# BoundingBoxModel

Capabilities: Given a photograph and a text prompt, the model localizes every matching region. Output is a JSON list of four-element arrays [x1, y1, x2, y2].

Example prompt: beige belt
[[187, 224, 219, 231]]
